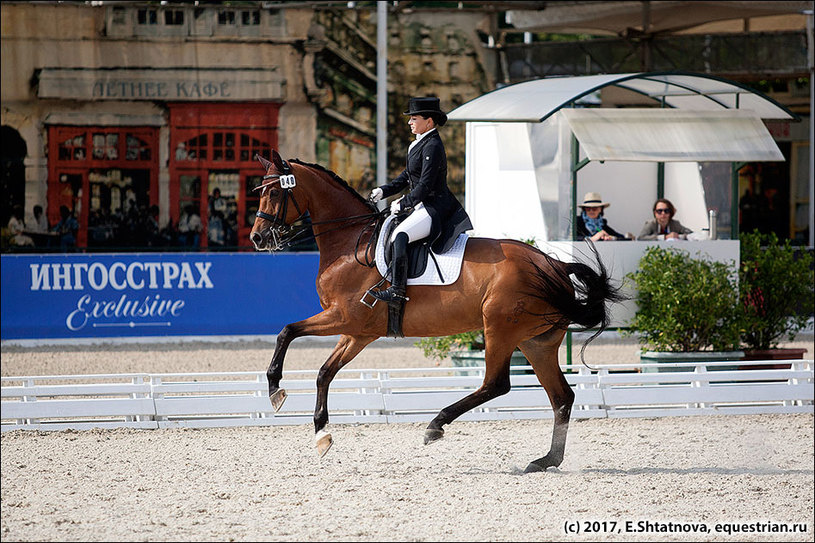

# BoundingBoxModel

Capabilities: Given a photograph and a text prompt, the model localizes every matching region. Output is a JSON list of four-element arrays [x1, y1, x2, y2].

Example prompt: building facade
[[2, 2, 810, 250]]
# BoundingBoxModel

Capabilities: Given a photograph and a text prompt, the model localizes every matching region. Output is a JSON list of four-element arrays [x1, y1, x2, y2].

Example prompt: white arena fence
[[2, 359, 812, 432]]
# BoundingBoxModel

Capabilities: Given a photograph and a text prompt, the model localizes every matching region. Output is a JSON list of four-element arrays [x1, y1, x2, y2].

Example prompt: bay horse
[[250, 151, 622, 473]]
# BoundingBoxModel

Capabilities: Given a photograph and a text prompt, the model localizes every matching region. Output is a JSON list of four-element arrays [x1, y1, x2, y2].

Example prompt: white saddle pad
[[375, 214, 468, 286]]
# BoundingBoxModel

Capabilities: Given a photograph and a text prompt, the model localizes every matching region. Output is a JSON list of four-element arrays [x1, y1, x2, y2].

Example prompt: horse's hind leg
[[518, 328, 573, 472], [313, 334, 377, 456], [424, 338, 513, 444]]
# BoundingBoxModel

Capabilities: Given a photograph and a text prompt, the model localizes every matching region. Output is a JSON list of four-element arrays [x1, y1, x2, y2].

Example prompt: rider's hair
[[427, 113, 446, 127]]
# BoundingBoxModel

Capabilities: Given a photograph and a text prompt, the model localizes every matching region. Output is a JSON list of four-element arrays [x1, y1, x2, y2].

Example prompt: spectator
[[208, 210, 225, 249], [177, 204, 202, 248], [143, 205, 161, 248], [53, 205, 79, 251], [638, 198, 693, 240], [30, 205, 49, 233], [7, 205, 34, 247], [575, 192, 628, 241], [209, 187, 227, 217]]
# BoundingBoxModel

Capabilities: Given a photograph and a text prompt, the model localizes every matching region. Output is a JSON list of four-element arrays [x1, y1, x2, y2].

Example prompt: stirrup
[[360, 277, 388, 309], [360, 288, 380, 309]]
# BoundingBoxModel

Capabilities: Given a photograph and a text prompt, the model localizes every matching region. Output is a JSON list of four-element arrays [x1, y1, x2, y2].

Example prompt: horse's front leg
[[266, 323, 304, 411], [266, 308, 347, 412], [313, 334, 377, 456]]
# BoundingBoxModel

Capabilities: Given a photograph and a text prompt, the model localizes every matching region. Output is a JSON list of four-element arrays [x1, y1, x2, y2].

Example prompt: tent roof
[[446, 72, 798, 123], [561, 108, 785, 162]]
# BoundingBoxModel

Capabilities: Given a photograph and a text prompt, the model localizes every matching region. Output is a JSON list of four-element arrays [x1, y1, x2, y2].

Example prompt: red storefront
[[46, 102, 279, 251], [168, 102, 279, 249], [48, 126, 159, 249]]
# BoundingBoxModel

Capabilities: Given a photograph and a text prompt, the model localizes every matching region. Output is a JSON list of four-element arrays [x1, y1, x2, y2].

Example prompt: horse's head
[[250, 150, 309, 251]]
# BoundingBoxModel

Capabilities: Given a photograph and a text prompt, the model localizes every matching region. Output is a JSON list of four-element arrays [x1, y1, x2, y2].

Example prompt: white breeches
[[391, 202, 432, 243]]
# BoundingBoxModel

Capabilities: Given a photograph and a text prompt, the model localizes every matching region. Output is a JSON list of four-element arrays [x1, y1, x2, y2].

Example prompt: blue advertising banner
[[0, 252, 322, 340]]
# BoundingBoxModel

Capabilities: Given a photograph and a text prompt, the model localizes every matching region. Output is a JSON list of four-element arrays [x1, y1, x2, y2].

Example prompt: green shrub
[[416, 330, 484, 361], [625, 246, 740, 352], [739, 231, 814, 350]]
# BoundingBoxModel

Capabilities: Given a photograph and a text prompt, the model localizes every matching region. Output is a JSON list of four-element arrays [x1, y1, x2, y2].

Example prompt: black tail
[[523, 241, 626, 364]]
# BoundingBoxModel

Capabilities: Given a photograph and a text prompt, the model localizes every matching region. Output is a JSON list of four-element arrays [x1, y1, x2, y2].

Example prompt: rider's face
[[408, 115, 434, 135]]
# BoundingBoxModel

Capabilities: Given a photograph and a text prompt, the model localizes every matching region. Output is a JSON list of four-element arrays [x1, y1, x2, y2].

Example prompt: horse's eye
[[267, 188, 280, 198]]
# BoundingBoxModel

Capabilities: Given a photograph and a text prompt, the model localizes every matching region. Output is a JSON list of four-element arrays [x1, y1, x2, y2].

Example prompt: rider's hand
[[369, 187, 383, 203], [390, 199, 402, 215]]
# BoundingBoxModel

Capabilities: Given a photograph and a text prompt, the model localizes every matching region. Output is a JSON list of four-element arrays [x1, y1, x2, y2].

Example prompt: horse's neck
[[304, 170, 373, 258]]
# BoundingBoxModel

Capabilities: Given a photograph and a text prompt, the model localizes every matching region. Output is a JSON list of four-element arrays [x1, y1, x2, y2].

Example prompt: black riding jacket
[[379, 130, 472, 253]]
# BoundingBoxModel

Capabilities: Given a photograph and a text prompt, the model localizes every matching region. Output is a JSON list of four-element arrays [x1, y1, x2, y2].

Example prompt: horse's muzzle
[[251, 227, 285, 252], [250, 230, 267, 251]]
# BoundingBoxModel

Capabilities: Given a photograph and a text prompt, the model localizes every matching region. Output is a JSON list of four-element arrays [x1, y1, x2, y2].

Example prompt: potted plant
[[738, 231, 813, 365], [416, 330, 533, 375], [623, 245, 743, 371]]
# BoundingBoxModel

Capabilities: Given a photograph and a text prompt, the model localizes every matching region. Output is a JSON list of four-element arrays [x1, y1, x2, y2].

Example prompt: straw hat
[[578, 192, 611, 208]]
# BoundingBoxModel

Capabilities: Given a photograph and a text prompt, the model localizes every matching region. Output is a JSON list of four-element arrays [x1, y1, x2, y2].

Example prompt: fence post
[[693, 364, 709, 410]]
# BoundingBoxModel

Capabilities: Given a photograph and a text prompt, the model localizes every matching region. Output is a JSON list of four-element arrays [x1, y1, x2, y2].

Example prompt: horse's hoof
[[524, 462, 546, 473], [524, 456, 559, 473], [423, 428, 444, 445], [269, 388, 287, 412], [315, 430, 333, 457]]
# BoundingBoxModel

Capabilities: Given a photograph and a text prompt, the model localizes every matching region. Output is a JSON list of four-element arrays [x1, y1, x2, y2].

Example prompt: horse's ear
[[271, 149, 286, 171], [255, 153, 273, 171]]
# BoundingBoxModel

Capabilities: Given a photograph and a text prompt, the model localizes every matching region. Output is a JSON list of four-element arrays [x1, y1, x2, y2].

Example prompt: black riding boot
[[372, 232, 408, 305]]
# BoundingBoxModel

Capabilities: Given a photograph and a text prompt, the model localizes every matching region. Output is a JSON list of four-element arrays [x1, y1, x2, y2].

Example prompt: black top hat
[[403, 96, 447, 126]]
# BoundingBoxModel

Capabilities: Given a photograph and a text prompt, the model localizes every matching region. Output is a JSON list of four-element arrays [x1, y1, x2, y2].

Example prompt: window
[[111, 6, 127, 25], [217, 10, 235, 25], [242, 10, 260, 26], [169, 103, 280, 250], [176, 131, 271, 165], [165, 10, 184, 25], [137, 9, 158, 25]]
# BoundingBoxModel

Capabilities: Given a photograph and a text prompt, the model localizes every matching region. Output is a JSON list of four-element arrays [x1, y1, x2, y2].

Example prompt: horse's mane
[[290, 158, 376, 211]]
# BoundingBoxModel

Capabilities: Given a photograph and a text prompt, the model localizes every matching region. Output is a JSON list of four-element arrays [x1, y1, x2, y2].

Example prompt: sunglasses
[[654, 208, 671, 214]]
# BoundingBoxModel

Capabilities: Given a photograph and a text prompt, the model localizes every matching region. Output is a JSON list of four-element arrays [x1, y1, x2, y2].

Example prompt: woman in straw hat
[[367, 96, 472, 307], [575, 192, 627, 241]]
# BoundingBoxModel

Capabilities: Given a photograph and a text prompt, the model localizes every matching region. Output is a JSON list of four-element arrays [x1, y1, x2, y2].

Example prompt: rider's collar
[[414, 127, 436, 142]]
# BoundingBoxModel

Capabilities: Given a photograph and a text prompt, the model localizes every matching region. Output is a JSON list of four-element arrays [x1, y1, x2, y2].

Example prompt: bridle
[[253, 159, 308, 250], [253, 158, 386, 263]]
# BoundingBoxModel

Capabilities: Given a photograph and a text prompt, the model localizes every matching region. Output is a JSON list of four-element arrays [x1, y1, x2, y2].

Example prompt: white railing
[[2, 359, 812, 432]]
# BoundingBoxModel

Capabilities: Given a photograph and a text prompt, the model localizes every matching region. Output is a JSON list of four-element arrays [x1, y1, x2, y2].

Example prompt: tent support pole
[[732, 162, 746, 239], [566, 133, 587, 367], [657, 162, 665, 198]]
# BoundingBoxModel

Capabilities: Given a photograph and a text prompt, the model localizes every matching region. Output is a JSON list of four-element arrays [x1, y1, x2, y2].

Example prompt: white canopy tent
[[447, 71, 796, 243], [447, 72, 798, 330]]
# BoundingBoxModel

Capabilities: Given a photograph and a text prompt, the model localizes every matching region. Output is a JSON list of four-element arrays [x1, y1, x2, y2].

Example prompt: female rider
[[368, 96, 472, 306]]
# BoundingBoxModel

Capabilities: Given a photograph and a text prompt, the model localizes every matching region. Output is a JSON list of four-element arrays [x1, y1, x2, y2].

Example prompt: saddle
[[373, 214, 468, 287], [362, 214, 469, 338]]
